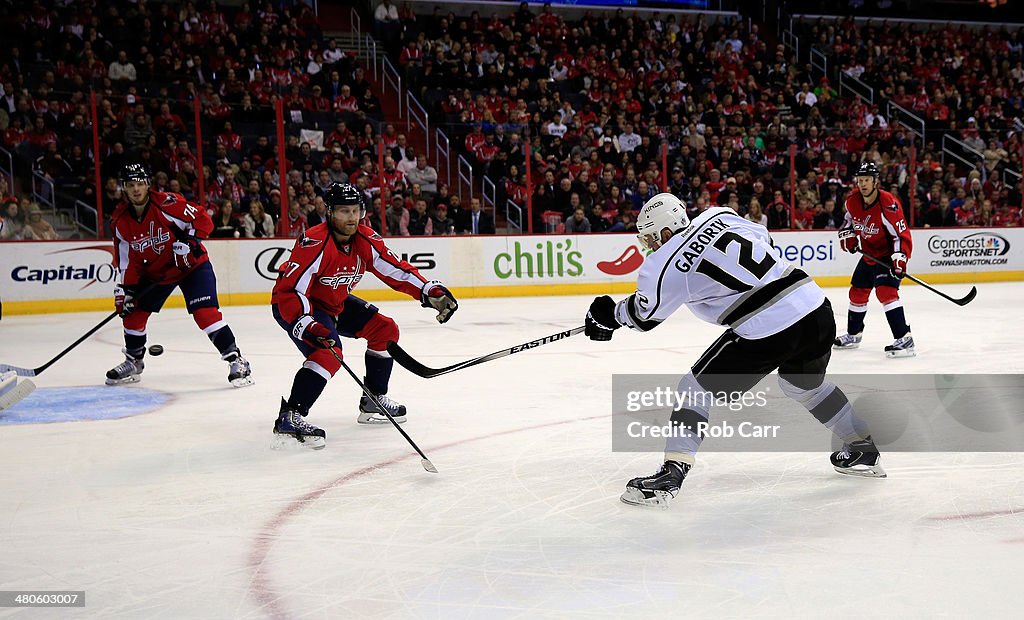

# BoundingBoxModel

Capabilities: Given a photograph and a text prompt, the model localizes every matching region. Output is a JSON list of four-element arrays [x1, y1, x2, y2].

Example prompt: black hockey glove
[[421, 280, 458, 324], [115, 284, 138, 318], [585, 295, 620, 341], [172, 236, 206, 270]]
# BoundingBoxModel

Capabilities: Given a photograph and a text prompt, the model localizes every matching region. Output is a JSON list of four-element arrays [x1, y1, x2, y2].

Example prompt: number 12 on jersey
[[694, 231, 777, 293]]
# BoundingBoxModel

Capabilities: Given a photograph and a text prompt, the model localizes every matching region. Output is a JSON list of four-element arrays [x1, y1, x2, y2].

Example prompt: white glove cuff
[[292, 314, 314, 340]]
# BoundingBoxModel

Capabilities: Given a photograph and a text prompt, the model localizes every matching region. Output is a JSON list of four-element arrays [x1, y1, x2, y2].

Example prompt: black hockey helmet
[[324, 182, 365, 216], [855, 161, 880, 179], [120, 162, 151, 185]]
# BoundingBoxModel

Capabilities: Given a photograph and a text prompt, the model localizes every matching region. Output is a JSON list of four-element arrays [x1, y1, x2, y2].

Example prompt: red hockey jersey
[[111, 191, 214, 286], [841, 188, 912, 263], [271, 223, 428, 324]]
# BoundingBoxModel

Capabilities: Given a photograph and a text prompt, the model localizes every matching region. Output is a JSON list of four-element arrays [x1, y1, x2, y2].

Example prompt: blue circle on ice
[[0, 386, 171, 424]]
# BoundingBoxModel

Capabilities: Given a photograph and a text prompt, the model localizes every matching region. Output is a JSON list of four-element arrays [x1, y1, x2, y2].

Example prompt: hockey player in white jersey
[[584, 193, 885, 508]]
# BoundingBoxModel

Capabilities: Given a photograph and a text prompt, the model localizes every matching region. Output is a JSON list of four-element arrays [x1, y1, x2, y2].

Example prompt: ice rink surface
[[1, 283, 1023, 618]]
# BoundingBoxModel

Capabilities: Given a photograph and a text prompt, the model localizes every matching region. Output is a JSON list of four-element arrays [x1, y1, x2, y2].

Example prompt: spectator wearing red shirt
[[216, 122, 242, 154], [278, 200, 307, 238], [399, 40, 423, 68], [327, 121, 352, 148], [793, 199, 815, 230], [2, 117, 26, 148], [464, 125, 486, 155], [705, 169, 726, 204], [954, 197, 978, 226], [154, 103, 186, 136], [379, 157, 404, 195], [26, 116, 58, 149], [169, 140, 198, 175], [205, 94, 232, 125], [927, 94, 950, 123], [994, 206, 1022, 227], [333, 85, 359, 113], [474, 134, 500, 167]]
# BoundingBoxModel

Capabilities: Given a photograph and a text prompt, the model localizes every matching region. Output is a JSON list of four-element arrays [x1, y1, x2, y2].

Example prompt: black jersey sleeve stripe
[[720, 267, 812, 328], [626, 294, 663, 332]]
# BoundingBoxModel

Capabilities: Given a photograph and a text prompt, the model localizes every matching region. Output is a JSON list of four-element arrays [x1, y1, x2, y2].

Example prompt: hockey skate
[[105, 350, 144, 385], [831, 437, 886, 478], [357, 393, 407, 424], [224, 350, 255, 387], [884, 333, 915, 358], [833, 333, 862, 349], [620, 460, 691, 508], [272, 399, 325, 450]]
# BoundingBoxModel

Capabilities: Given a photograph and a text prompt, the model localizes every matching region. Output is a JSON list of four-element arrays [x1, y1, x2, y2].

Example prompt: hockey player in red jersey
[[106, 163, 253, 386], [834, 161, 916, 357], [271, 182, 458, 449]]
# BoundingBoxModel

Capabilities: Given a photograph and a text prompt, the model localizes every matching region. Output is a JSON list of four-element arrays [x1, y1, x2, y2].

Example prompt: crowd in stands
[[1, 0, 1022, 242], [387, 1, 1023, 232]]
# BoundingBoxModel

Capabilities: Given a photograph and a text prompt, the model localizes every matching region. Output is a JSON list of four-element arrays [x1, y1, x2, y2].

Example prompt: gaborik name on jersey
[[670, 217, 732, 274]]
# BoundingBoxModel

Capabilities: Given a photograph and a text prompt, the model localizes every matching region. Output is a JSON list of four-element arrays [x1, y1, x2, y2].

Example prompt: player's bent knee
[[875, 285, 900, 305], [306, 349, 341, 377], [192, 306, 225, 332], [849, 287, 871, 305], [123, 312, 151, 333], [778, 377, 848, 424], [360, 314, 399, 350]]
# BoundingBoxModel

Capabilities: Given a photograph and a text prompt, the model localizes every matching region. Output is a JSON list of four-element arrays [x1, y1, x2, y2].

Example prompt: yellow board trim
[[4, 271, 1023, 315]]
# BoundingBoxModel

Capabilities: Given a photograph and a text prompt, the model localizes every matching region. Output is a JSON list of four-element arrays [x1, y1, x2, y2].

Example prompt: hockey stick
[[387, 325, 586, 379], [861, 251, 977, 306], [0, 282, 163, 377], [327, 346, 438, 473], [0, 372, 37, 412], [0, 311, 120, 377]]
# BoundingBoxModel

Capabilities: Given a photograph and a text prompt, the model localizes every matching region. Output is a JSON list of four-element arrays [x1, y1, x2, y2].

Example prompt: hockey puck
[[148, 344, 164, 356]]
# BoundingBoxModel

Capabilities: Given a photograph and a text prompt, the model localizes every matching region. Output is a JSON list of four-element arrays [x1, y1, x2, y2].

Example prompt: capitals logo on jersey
[[849, 214, 880, 236], [129, 221, 171, 254], [318, 256, 364, 291]]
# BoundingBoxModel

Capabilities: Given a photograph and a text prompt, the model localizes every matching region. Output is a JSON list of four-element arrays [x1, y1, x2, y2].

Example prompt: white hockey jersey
[[614, 207, 825, 339]]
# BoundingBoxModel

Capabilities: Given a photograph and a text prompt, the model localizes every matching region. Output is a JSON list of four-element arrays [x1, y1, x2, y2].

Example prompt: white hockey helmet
[[636, 192, 690, 251]]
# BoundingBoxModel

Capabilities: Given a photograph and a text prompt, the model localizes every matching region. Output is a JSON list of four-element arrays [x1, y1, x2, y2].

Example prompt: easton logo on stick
[[510, 330, 574, 353]]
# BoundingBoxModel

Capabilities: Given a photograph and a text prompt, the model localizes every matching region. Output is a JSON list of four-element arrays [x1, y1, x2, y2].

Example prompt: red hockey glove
[[838, 228, 861, 254], [889, 252, 908, 279], [292, 315, 336, 348], [115, 284, 138, 318]]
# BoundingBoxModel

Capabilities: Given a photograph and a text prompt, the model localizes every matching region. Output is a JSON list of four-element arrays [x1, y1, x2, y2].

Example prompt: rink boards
[[2, 227, 1022, 314]]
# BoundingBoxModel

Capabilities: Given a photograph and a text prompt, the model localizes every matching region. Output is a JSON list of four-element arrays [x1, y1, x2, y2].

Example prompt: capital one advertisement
[[2, 242, 121, 301]]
